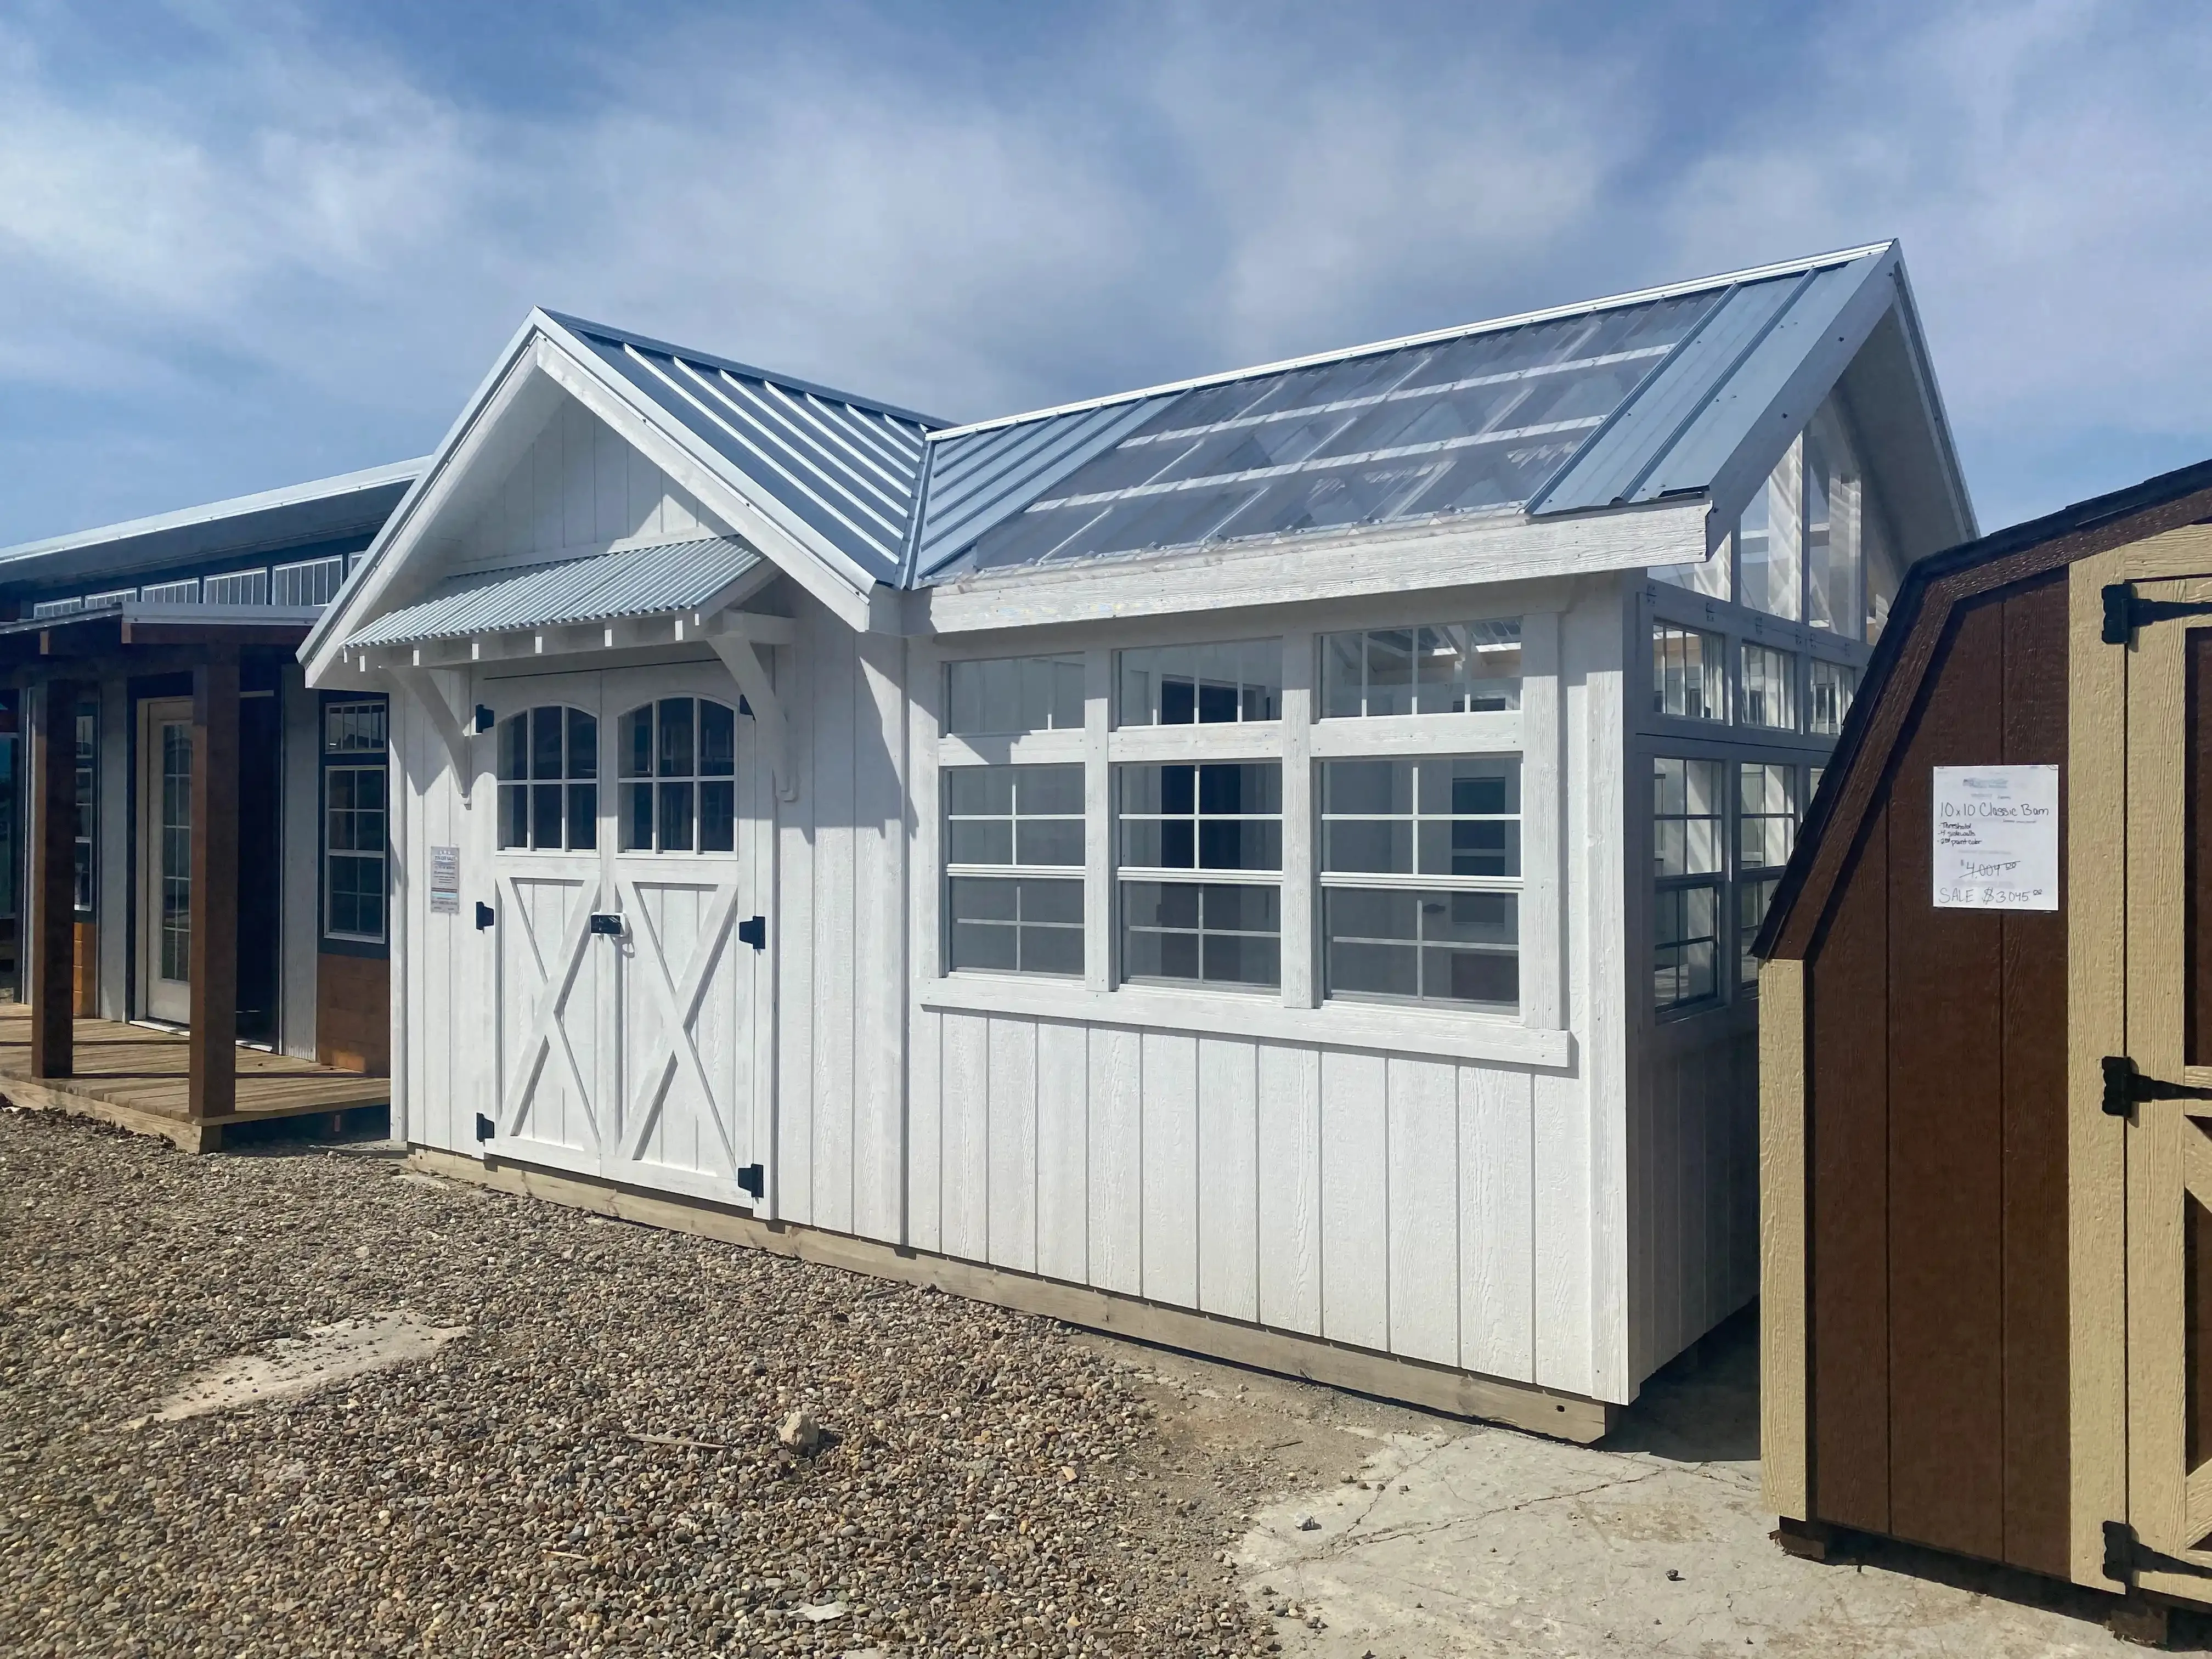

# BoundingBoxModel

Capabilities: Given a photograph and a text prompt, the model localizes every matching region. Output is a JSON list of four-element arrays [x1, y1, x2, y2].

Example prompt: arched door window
[[618, 697, 736, 853], [497, 707, 598, 850]]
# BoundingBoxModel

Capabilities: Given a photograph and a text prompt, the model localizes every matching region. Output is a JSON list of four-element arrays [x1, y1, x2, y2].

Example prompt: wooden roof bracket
[[707, 627, 797, 802], [389, 665, 475, 804]]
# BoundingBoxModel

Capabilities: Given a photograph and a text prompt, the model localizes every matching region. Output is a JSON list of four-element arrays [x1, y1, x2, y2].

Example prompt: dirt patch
[[131, 1308, 467, 1426]]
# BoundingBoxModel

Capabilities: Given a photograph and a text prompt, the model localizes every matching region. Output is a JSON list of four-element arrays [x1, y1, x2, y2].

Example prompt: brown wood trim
[[1769, 481, 2212, 962], [411, 1146, 1621, 1446], [316, 952, 390, 1075], [187, 654, 239, 1120], [29, 679, 75, 1077], [72, 922, 97, 1018], [1758, 955, 1809, 1518]]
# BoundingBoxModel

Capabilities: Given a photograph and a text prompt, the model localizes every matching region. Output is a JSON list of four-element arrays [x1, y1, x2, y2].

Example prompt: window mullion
[[1082, 648, 1112, 991]]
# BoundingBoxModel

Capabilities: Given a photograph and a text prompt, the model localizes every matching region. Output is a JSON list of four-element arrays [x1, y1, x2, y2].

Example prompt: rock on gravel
[[0, 1109, 1282, 1657]]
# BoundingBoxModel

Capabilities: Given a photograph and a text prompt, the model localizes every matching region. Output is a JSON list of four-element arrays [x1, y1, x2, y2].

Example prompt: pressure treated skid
[[0, 1004, 389, 1152], [409, 1145, 1615, 1443]]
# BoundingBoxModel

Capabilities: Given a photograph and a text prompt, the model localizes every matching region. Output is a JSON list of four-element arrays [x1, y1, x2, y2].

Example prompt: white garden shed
[[305, 241, 1972, 1438]]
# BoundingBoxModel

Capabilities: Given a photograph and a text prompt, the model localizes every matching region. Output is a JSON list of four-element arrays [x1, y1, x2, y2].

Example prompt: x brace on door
[[499, 873, 603, 1143], [618, 880, 743, 1172]]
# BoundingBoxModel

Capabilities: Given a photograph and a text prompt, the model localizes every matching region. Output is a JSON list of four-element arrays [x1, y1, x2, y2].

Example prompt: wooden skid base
[[412, 1146, 1619, 1444]]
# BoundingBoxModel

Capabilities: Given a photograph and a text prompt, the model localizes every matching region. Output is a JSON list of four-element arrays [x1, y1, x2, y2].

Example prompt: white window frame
[[941, 761, 1086, 979], [911, 599, 1567, 1069]]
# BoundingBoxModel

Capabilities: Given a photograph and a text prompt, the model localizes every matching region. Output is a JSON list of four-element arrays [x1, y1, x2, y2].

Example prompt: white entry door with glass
[[481, 666, 766, 1209], [137, 697, 194, 1023]]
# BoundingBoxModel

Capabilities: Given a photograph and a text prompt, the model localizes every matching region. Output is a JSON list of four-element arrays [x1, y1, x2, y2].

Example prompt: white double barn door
[[481, 664, 768, 1208]]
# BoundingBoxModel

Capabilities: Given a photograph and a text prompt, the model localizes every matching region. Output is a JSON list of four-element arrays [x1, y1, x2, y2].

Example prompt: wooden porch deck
[[0, 1003, 390, 1152]]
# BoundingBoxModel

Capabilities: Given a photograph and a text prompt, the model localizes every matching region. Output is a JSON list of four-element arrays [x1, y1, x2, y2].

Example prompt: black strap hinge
[[737, 916, 767, 951], [2103, 581, 2212, 645], [736, 1164, 765, 1200], [474, 1112, 495, 1143], [475, 901, 495, 930], [2103, 1054, 2212, 1116]]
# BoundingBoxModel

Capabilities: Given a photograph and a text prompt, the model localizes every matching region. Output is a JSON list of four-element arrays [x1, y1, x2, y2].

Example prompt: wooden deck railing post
[[29, 677, 77, 1078], [188, 653, 240, 1120]]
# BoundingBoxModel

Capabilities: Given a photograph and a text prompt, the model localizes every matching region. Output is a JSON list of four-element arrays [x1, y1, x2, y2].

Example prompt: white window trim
[[912, 610, 1569, 1064]]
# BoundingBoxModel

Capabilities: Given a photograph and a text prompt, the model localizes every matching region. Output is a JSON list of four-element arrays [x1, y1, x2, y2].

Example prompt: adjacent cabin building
[[1756, 456, 2212, 1628], [0, 462, 419, 1147], [309, 241, 1973, 1435]]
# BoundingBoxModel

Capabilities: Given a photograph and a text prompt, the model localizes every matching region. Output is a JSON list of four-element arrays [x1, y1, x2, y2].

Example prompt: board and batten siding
[[447, 392, 726, 569]]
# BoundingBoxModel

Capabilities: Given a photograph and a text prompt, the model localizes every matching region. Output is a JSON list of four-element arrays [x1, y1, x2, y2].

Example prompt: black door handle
[[2103, 1056, 2212, 1116]]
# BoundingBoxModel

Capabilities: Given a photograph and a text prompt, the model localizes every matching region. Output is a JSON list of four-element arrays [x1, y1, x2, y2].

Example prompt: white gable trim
[[306, 315, 879, 686], [913, 498, 1706, 634]]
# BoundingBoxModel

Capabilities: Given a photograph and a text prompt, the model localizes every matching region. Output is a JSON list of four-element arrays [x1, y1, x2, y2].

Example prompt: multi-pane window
[[1737, 763, 1797, 987], [947, 654, 1084, 736], [1320, 620, 1522, 716], [140, 578, 201, 605], [72, 702, 95, 916], [1118, 641, 1280, 725], [1654, 757, 1724, 1010], [160, 725, 190, 981], [273, 556, 347, 607], [498, 706, 599, 852], [1740, 644, 1797, 730], [1803, 427, 1861, 639], [1653, 623, 1724, 720], [323, 699, 388, 943], [1809, 659, 1858, 736], [1119, 762, 1281, 987], [203, 568, 270, 606], [1318, 757, 1520, 1012], [618, 698, 737, 853], [944, 765, 1084, 977]]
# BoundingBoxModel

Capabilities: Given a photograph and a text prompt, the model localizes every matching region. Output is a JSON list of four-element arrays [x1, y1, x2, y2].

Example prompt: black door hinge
[[2103, 1054, 2212, 1117], [475, 704, 496, 733], [737, 916, 767, 951], [589, 912, 624, 936], [475, 901, 495, 930], [475, 1113, 495, 1143], [2106, 1520, 2137, 1587], [736, 1163, 765, 1200], [2103, 581, 2212, 645]]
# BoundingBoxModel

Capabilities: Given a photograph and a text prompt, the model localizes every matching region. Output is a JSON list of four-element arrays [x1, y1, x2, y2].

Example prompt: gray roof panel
[[546, 313, 935, 585], [345, 537, 761, 648]]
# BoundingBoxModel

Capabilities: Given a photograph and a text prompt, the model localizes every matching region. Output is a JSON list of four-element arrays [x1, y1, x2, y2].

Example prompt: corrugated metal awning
[[346, 537, 761, 648]]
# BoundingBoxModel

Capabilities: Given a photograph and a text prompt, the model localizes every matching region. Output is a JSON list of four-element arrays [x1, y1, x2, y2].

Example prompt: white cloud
[[0, 0, 2205, 538]]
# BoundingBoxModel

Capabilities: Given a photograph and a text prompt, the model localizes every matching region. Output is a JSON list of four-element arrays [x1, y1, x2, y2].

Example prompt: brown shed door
[[2124, 585, 2212, 1565]]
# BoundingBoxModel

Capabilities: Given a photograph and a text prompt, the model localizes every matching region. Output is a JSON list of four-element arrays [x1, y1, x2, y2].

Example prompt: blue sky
[[2, 0, 2208, 546]]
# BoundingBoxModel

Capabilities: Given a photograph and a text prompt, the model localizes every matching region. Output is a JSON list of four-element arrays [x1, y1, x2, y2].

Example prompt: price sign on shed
[[1931, 765, 2059, 911]]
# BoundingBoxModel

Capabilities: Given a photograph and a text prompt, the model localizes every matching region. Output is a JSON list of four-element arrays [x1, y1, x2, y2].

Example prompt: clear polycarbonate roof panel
[[923, 289, 1723, 580]]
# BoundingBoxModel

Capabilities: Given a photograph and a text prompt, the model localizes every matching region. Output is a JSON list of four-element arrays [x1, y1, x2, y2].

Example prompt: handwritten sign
[[430, 845, 460, 916], [1931, 766, 2058, 911]]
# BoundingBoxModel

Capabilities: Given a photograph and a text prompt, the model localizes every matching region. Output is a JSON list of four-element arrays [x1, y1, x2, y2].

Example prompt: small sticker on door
[[430, 844, 460, 916], [1931, 765, 2058, 910]]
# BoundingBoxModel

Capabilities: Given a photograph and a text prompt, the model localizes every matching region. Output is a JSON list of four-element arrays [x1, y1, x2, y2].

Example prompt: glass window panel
[[499, 713, 527, 782], [531, 707, 563, 781], [1655, 882, 1721, 1011], [1652, 624, 1724, 720], [567, 709, 597, 780], [1015, 819, 1084, 867], [945, 764, 1084, 871], [1323, 888, 1519, 1011], [946, 654, 1086, 735], [1649, 552, 1730, 600], [1809, 659, 1858, 737], [1321, 633, 1365, 719], [623, 782, 652, 851], [568, 783, 599, 851], [1120, 762, 1281, 873], [1739, 763, 1798, 872], [1739, 447, 1804, 622], [949, 820, 1014, 864], [1740, 877, 1780, 988], [658, 782, 695, 851], [532, 783, 562, 849], [1117, 642, 1281, 727], [1321, 758, 1521, 879], [620, 707, 653, 777], [658, 699, 693, 780], [698, 781, 734, 853], [499, 783, 528, 849], [946, 876, 1082, 978], [1740, 644, 1798, 730]]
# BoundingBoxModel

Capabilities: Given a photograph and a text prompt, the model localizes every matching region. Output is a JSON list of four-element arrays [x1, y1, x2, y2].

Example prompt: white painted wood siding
[[454, 393, 724, 566]]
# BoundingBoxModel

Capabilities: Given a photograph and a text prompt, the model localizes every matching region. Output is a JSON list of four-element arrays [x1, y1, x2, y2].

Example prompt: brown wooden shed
[[1756, 455, 2212, 1624]]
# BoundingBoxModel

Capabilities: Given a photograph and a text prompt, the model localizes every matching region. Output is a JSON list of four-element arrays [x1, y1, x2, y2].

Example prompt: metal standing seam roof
[[907, 245, 1900, 586], [540, 312, 942, 587], [344, 537, 762, 648]]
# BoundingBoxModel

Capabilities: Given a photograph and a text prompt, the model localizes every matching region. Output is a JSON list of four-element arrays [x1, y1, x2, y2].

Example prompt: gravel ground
[[0, 1108, 1294, 1658]]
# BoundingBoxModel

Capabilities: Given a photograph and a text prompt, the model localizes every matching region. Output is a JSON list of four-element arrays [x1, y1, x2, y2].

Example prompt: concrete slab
[[1232, 1317, 2149, 1657], [124, 1308, 467, 1429]]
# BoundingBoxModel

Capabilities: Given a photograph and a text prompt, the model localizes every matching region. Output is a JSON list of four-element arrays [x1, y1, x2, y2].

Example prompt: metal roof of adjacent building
[[345, 537, 762, 648], [540, 312, 940, 588], [909, 244, 1915, 585], [0, 458, 425, 590]]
